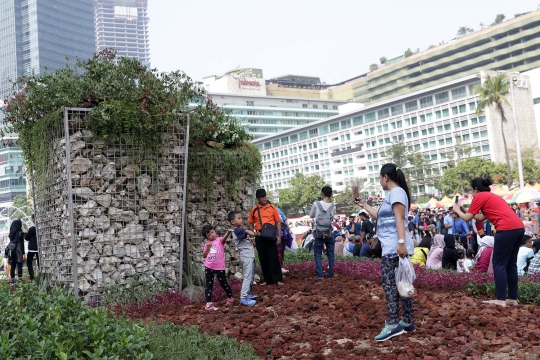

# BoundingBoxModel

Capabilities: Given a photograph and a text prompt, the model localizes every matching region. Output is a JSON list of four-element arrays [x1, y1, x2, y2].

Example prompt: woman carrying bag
[[356, 163, 416, 341]]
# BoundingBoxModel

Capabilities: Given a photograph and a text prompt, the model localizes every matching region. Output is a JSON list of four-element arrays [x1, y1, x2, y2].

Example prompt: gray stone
[[138, 209, 150, 221], [78, 200, 97, 216], [118, 224, 144, 244], [73, 187, 94, 199], [91, 194, 111, 207], [122, 165, 140, 178], [151, 242, 165, 257], [94, 215, 110, 230], [71, 158, 92, 173]]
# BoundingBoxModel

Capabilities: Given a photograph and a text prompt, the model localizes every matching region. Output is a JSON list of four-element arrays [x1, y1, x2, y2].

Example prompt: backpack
[[314, 201, 334, 239], [5, 232, 21, 259]]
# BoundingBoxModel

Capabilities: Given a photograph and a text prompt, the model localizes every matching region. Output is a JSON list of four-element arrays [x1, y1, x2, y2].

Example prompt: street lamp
[[510, 76, 524, 189]]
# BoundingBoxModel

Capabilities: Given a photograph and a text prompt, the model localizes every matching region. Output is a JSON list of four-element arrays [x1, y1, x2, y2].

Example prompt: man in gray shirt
[[309, 186, 336, 280]]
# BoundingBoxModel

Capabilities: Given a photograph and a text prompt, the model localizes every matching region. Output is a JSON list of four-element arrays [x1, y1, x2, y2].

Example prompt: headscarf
[[443, 234, 456, 249], [429, 234, 445, 255], [475, 236, 494, 263], [9, 219, 22, 242]]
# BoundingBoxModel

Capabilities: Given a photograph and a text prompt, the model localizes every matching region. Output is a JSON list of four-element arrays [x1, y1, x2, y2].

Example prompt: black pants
[[10, 261, 23, 280], [204, 267, 233, 303], [27, 252, 39, 280], [255, 236, 283, 284]]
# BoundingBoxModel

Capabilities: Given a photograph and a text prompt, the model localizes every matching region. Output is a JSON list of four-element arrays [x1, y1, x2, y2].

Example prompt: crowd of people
[[3, 215, 39, 284]]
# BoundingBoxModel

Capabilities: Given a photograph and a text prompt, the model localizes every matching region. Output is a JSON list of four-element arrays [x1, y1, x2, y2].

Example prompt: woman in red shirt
[[453, 177, 524, 307]]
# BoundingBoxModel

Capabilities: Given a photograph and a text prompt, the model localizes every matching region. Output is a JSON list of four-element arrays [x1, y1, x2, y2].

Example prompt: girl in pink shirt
[[202, 224, 234, 311]]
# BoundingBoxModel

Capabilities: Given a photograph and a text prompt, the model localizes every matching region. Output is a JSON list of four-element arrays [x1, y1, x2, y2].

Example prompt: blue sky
[[148, 0, 540, 84]]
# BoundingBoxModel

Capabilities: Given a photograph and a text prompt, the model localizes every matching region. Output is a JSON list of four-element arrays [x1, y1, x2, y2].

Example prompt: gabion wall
[[34, 108, 188, 303], [186, 153, 256, 275]]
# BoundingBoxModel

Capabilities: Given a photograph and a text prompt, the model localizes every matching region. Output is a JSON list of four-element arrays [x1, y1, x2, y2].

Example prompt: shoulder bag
[[255, 206, 277, 242]]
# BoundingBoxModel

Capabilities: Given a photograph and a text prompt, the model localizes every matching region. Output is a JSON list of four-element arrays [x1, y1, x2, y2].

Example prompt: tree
[[407, 152, 429, 197], [457, 26, 474, 37], [474, 73, 512, 187], [369, 64, 379, 72], [384, 140, 410, 168], [276, 173, 327, 216], [514, 157, 540, 185], [8, 194, 33, 220], [491, 14, 506, 26], [479, 22, 486, 29], [404, 48, 413, 58], [444, 139, 474, 167], [379, 57, 387, 65], [439, 157, 505, 194]]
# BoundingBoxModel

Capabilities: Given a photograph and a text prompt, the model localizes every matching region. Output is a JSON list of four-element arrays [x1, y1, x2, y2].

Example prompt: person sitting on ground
[[474, 236, 494, 273], [410, 241, 429, 266], [360, 235, 373, 258], [426, 234, 445, 270], [456, 249, 468, 273], [442, 234, 457, 270], [334, 235, 345, 257], [352, 236, 362, 257], [408, 215, 419, 246], [517, 233, 534, 276], [342, 235, 354, 257]]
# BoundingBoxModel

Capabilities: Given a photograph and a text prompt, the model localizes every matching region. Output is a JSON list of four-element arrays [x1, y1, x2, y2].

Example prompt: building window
[[446, 138, 452, 144], [333, 105, 338, 110], [313, 105, 318, 109], [451, 87, 467, 100], [461, 120, 468, 127], [299, 131, 308, 140], [419, 96, 433, 108], [290, 134, 298, 143], [330, 122, 340, 132], [319, 125, 329, 135], [391, 104, 404, 115], [411, 117, 417, 125], [264, 142, 271, 150], [377, 108, 390, 119], [302, 104, 307, 108], [353, 116, 363, 126], [365, 112, 376, 122], [439, 139, 444, 145], [396, 120, 402, 128], [341, 119, 351, 129], [405, 100, 418, 112], [469, 102, 476, 111], [281, 137, 289, 145], [442, 109, 449, 117], [459, 104, 467, 113], [481, 130, 488, 138], [323, 105, 328, 109], [471, 118, 478, 125], [309, 128, 318, 138], [421, 129, 427, 136], [482, 145, 490, 152], [246, 101, 254, 106], [435, 111, 442, 119], [435, 91, 449, 104]]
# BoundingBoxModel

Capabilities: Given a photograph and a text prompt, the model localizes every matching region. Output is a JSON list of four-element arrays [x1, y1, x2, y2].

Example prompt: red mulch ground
[[151, 270, 540, 359]]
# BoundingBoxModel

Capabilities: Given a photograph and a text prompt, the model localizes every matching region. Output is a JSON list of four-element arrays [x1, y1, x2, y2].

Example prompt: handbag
[[370, 235, 382, 258], [256, 207, 277, 242]]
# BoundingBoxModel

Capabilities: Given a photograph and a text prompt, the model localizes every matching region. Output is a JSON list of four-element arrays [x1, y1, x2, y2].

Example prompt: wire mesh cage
[[33, 108, 189, 304], [185, 152, 256, 277]]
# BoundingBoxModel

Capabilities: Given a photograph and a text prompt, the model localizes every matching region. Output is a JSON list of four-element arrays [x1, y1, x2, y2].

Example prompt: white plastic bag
[[395, 257, 416, 298], [286, 239, 299, 254]]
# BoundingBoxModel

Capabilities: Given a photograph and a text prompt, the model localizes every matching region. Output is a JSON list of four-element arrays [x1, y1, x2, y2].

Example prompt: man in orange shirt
[[249, 189, 284, 285]]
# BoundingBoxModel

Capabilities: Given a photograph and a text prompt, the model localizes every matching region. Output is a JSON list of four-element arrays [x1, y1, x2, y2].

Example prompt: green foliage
[[404, 48, 413, 58], [101, 275, 172, 307], [277, 173, 327, 215], [0, 281, 152, 359], [379, 57, 387, 65], [491, 14, 506, 26], [456, 26, 474, 37], [384, 140, 410, 168], [188, 143, 262, 206], [7, 194, 33, 220], [147, 323, 258, 360], [369, 63, 379, 72], [466, 280, 540, 305], [439, 157, 506, 194], [2, 49, 253, 183]]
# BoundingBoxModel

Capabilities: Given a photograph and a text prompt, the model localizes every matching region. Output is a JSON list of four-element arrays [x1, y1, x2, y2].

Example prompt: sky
[[148, 0, 540, 84]]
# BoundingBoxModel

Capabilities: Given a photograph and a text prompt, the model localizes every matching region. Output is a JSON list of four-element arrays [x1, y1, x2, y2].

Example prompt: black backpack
[[5, 232, 21, 259]]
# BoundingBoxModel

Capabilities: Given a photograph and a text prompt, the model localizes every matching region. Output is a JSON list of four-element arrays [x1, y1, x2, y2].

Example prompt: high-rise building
[[94, 0, 150, 67], [0, 0, 95, 206], [254, 71, 538, 198]]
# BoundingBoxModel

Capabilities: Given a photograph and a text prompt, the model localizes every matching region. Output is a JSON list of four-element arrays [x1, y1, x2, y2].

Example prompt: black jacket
[[442, 234, 457, 270], [25, 226, 38, 251]]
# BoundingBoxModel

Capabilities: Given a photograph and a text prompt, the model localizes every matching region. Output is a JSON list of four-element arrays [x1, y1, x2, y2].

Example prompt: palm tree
[[457, 26, 474, 37], [474, 73, 512, 187]]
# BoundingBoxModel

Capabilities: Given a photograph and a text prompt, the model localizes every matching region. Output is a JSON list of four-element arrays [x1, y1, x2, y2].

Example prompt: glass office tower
[[0, 0, 95, 206]]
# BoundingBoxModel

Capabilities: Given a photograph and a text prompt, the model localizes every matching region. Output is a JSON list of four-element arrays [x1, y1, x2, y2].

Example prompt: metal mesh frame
[[185, 153, 256, 275], [33, 108, 189, 304]]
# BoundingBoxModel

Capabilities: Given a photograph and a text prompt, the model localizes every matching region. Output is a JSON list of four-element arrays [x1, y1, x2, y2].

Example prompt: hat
[[255, 189, 267, 198]]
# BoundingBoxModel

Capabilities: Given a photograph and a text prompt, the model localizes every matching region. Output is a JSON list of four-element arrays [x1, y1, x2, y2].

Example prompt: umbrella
[[440, 196, 453, 206], [290, 225, 311, 235], [512, 189, 540, 204], [493, 186, 513, 196]]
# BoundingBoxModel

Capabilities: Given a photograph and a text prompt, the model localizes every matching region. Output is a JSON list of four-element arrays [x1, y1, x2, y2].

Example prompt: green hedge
[[0, 282, 152, 359]]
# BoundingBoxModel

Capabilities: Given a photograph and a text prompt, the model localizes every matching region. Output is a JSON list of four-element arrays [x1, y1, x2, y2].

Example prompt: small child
[[456, 249, 466, 273], [228, 211, 258, 307], [201, 224, 234, 311], [464, 249, 476, 272]]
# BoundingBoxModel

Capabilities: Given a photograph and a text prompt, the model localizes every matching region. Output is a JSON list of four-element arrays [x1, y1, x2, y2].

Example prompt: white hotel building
[[253, 71, 539, 196]]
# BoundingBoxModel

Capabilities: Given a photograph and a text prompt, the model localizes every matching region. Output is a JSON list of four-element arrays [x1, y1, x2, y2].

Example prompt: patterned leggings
[[204, 267, 233, 303], [381, 257, 414, 325]]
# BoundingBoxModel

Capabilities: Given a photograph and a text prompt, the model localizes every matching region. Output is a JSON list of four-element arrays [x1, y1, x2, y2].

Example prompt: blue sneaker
[[247, 293, 258, 300], [240, 298, 256, 306], [399, 320, 416, 333], [374, 322, 404, 342]]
